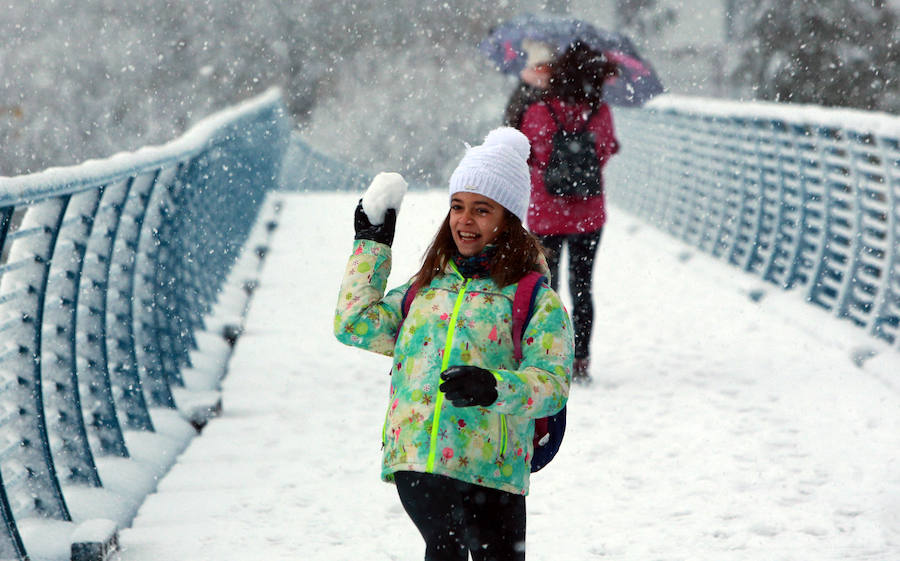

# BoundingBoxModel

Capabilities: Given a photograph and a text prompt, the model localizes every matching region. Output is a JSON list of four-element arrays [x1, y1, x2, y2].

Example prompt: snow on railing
[[0, 88, 291, 560], [605, 95, 900, 349]]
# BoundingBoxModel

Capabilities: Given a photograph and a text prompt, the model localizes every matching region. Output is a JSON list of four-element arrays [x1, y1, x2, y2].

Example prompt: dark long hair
[[414, 211, 547, 288], [504, 81, 545, 129], [545, 41, 618, 108]]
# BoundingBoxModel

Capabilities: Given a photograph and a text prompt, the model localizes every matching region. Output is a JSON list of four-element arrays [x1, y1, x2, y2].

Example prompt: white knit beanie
[[448, 127, 532, 222], [522, 39, 556, 68]]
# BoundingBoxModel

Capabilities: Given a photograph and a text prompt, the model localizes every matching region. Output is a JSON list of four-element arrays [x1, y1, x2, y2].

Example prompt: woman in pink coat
[[517, 42, 620, 384]]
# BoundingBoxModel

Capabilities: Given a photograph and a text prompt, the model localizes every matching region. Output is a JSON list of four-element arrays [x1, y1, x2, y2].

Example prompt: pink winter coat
[[520, 98, 619, 235]]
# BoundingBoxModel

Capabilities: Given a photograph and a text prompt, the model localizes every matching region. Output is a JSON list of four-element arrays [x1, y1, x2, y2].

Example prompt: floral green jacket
[[334, 239, 573, 495]]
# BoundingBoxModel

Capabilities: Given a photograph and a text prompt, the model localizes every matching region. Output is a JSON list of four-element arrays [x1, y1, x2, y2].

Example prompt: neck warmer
[[453, 245, 496, 279]]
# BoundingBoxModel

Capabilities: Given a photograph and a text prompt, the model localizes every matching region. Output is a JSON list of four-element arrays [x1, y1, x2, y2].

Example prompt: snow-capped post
[[70, 519, 118, 561], [222, 197, 286, 350]]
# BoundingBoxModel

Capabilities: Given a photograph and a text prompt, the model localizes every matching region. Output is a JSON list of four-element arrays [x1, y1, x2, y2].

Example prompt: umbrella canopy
[[478, 13, 665, 107]]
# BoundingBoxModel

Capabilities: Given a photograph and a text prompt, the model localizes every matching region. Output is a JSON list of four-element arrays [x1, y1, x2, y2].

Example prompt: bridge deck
[[116, 191, 900, 561]]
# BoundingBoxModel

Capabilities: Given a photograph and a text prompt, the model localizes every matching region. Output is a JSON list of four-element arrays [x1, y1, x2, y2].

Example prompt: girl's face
[[449, 192, 506, 257], [520, 64, 552, 89]]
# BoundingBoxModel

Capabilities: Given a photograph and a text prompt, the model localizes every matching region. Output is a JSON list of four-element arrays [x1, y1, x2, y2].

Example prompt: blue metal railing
[[277, 132, 436, 195], [0, 88, 291, 560], [604, 96, 900, 348], [278, 136, 372, 193]]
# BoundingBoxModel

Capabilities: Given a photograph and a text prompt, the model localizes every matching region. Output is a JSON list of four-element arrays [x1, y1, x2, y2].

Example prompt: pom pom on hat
[[483, 127, 531, 161], [449, 127, 532, 222]]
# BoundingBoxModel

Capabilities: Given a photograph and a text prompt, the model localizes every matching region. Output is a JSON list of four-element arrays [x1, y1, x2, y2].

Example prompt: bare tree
[[613, 0, 677, 45], [0, 0, 516, 177], [728, 0, 900, 111]]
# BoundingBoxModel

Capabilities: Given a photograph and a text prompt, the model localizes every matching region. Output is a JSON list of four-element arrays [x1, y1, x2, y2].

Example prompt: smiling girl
[[334, 127, 573, 561]]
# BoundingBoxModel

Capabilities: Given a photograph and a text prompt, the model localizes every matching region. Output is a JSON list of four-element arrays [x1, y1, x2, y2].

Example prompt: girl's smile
[[449, 192, 506, 257]]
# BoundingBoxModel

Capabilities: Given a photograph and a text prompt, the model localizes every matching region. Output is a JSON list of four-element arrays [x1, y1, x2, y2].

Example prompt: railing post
[[146, 181, 185, 389], [42, 189, 105, 488], [133, 168, 179, 409], [74, 185, 131, 460], [871, 135, 900, 345], [0, 484, 26, 560], [82, 179, 154, 433], [108, 171, 179, 411], [0, 198, 72, 520], [782, 122, 821, 290], [710, 116, 744, 259]]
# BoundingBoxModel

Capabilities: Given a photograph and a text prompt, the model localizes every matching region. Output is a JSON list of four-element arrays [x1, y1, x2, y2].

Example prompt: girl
[[518, 41, 620, 385], [334, 127, 573, 561]]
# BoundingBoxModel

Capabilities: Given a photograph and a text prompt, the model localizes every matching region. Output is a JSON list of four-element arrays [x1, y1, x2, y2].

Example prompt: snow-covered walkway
[[116, 191, 900, 561]]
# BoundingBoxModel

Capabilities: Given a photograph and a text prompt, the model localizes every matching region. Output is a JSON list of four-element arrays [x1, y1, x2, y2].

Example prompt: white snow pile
[[361, 171, 407, 225]]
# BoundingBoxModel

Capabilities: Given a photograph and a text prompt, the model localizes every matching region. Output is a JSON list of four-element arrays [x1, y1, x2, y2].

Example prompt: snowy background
[[4, 0, 900, 182], [114, 190, 900, 561]]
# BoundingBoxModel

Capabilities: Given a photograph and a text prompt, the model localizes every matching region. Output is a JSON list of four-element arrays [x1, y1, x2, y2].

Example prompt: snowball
[[482, 127, 530, 161], [361, 172, 408, 225]]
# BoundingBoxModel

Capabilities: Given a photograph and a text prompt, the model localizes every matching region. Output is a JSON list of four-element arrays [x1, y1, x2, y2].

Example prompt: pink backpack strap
[[512, 271, 546, 363], [395, 281, 420, 340], [401, 281, 419, 317]]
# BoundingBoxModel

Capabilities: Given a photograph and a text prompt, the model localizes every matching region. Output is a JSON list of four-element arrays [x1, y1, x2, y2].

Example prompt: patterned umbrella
[[478, 13, 665, 107]]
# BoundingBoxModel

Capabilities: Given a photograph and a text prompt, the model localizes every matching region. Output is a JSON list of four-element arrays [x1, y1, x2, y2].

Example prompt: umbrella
[[478, 13, 665, 107]]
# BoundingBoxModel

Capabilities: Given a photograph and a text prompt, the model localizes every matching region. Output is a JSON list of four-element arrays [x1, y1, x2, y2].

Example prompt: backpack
[[543, 105, 604, 198], [399, 271, 566, 473]]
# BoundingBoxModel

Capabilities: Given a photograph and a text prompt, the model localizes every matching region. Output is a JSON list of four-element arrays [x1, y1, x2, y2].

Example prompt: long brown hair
[[414, 211, 547, 288], [545, 41, 618, 108]]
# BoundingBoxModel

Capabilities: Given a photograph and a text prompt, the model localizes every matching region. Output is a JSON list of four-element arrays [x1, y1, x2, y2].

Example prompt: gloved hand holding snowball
[[354, 172, 408, 247]]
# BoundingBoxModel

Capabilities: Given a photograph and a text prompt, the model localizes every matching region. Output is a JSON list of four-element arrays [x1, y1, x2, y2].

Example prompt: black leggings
[[394, 471, 526, 561], [538, 229, 603, 359]]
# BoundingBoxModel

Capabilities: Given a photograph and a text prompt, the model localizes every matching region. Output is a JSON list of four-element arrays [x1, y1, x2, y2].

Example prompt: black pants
[[394, 471, 526, 561], [538, 229, 603, 359]]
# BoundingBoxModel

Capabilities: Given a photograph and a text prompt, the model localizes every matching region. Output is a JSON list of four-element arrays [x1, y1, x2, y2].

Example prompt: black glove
[[439, 365, 498, 407], [354, 200, 397, 246]]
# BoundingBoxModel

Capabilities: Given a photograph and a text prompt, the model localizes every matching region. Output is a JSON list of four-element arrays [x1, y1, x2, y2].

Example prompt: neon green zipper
[[499, 413, 508, 457], [382, 384, 394, 448], [491, 370, 507, 457], [426, 276, 470, 472]]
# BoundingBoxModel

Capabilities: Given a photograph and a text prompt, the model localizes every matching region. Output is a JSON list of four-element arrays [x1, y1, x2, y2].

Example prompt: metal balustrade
[[605, 97, 900, 348], [0, 88, 290, 561], [278, 137, 371, 193], [276, 133, 436, 196]]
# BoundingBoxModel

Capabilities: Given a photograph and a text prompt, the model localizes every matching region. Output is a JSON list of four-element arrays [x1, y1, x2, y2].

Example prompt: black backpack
[[543, 105, 604, 198]]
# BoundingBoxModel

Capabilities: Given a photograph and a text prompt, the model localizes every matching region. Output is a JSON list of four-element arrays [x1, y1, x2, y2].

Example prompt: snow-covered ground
[[116, 190, 900, 561]]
